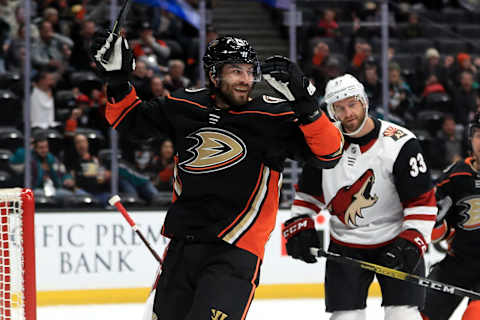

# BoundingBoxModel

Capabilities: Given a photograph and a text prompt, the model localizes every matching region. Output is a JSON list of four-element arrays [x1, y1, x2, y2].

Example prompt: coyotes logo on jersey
[[327, 169, 378, 226]]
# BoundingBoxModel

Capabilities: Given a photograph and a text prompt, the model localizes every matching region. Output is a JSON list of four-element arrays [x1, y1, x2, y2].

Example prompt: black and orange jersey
[[106, 86, 343, 259], [435, 157, 480, 261]]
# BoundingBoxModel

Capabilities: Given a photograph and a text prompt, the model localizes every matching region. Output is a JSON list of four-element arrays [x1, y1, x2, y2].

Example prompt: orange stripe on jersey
[[220, 167, 272, 251], [105, 86, 140, 127], [450, 172, 472, 177], [218, 164, 265, 238], [167, 94, 208, 109], [228, 110, 295, 117], [299, 112, 343, 161], [234, 169, 281, 259], [437, 179, 450, 187], [240, 258, 261, 320], [293, 199, 321, 213]]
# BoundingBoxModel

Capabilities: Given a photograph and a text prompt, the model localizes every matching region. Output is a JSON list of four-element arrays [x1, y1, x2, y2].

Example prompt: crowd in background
[[0, 0, 477, 208]]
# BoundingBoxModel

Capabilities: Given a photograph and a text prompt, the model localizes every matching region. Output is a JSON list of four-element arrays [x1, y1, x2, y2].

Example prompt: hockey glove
[[282, 214, 320, 263], [90, 30, 135, 86], [262, 55, 321, 124], [379, 229, 427, 273]]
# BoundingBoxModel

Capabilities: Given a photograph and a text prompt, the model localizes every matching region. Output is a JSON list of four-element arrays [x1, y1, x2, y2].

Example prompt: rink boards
[[34, 210, 444, 305]]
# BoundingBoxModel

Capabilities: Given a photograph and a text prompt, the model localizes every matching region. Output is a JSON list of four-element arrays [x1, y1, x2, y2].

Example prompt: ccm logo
[[283, 220, 309, 238], [418, 279, 455, 294]]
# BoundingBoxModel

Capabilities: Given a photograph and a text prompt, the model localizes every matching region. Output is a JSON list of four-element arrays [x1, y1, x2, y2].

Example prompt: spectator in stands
[[9, 133, 80, 199], [0, 0, 17, 37], [388, 62, 414, 119], [163, 59, 191, 92], [401, 12, 423, 39], [31, 70, 60, 130], [453, 71, 477, 126], [151, 139, 175, 191], [41, 7, 62, 33], [5, 23, 26, 72], [363, 62, 382, 111], [141, 75, 170, 100], [421, 74, 447, 99], [457, 53, 476, 74], [131, 60, 153, 99], [428, 114, 464, 170], [416, 48, 448, 94], [347, 39, 372, 78], [70, 19, 97, 71], [31, 20, 72, 74], [304, 41, 330, 89], [451, 53, 478, 87], [118, 161, 162, 204], [132, 21, 171, 70], [69, 133, 110, 205], [316, 8, 339, 38]]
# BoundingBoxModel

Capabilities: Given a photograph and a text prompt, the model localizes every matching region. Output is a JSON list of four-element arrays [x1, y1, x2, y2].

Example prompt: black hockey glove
[[89, 30, 135, 86], [379, 229, 427, 273], [282, 214, 320, 264], [262, 55, 321, 124]]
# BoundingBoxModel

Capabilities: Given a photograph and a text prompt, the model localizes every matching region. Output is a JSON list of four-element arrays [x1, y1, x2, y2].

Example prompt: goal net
[[0, 188, 36, 320]]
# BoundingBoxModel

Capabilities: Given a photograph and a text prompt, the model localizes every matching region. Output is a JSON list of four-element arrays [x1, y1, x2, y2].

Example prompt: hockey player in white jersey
[[282, 74, 438, 320]]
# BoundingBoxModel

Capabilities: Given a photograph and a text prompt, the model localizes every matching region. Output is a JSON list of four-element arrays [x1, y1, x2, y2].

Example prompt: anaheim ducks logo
[[457, 195, 480, 230], [179, 127, 247, 174], [327, 169, 378, 226]]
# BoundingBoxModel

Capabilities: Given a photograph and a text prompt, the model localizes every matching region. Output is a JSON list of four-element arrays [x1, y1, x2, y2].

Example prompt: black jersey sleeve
[[105, 85, 175, 141], [392, 138, 434, 202]]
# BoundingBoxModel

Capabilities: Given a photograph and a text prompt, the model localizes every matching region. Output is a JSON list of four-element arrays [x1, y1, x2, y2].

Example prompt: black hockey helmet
[[469, 112, 480, 138], [203, 36, 260, 81]]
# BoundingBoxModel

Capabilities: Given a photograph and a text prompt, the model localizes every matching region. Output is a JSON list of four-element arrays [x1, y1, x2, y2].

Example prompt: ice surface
[[38, 297, 468, 319]]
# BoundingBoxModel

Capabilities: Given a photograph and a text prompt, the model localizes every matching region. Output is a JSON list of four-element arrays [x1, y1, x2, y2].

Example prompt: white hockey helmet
[[324, 74, 369, 136]]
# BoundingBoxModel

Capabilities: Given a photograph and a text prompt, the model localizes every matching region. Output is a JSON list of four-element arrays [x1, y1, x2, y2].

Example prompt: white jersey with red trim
[[293, 118, 437, 247]]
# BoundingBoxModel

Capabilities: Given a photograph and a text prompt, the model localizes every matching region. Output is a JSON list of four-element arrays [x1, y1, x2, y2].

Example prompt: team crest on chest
[[180, 127, 247, 174], [328, 169, 379, 226], [457, 195, 480, 230], [383, 126, 406, 141]]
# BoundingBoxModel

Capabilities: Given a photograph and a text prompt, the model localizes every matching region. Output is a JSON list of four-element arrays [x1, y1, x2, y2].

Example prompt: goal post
[[0, 188, 36, 320]]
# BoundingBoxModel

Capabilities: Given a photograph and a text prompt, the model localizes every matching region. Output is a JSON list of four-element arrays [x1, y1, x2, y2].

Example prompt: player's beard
[[342, 111, 366, 133], [217, 80, 252, 107]]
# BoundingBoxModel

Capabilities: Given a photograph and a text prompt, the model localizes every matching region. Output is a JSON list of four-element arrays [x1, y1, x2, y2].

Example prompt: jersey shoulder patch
[[380, 120, 415, 142], [262, 95, 287, 104], [239, 95, 294, 116]]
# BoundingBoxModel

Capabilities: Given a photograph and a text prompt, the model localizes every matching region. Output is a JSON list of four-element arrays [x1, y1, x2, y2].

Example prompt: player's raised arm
[[262, 56, 343, 168], [90, 31, 173, 139]]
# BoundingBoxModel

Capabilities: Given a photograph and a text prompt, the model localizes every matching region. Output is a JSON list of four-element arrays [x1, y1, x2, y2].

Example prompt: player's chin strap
[[309, 248, 480, 299], [338, 112, 368, 137]]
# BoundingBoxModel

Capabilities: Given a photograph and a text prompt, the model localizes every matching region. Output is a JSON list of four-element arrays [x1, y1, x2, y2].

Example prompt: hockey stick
[[310, 248, 480, 299], [101, 0, 131, 63], [109, 195, 163, 264]]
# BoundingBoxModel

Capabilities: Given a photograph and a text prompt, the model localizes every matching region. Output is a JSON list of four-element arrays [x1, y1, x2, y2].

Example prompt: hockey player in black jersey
[[90, 33, 343, 320], [421, 113, 480, 320], [283, 74, 437, 320]]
